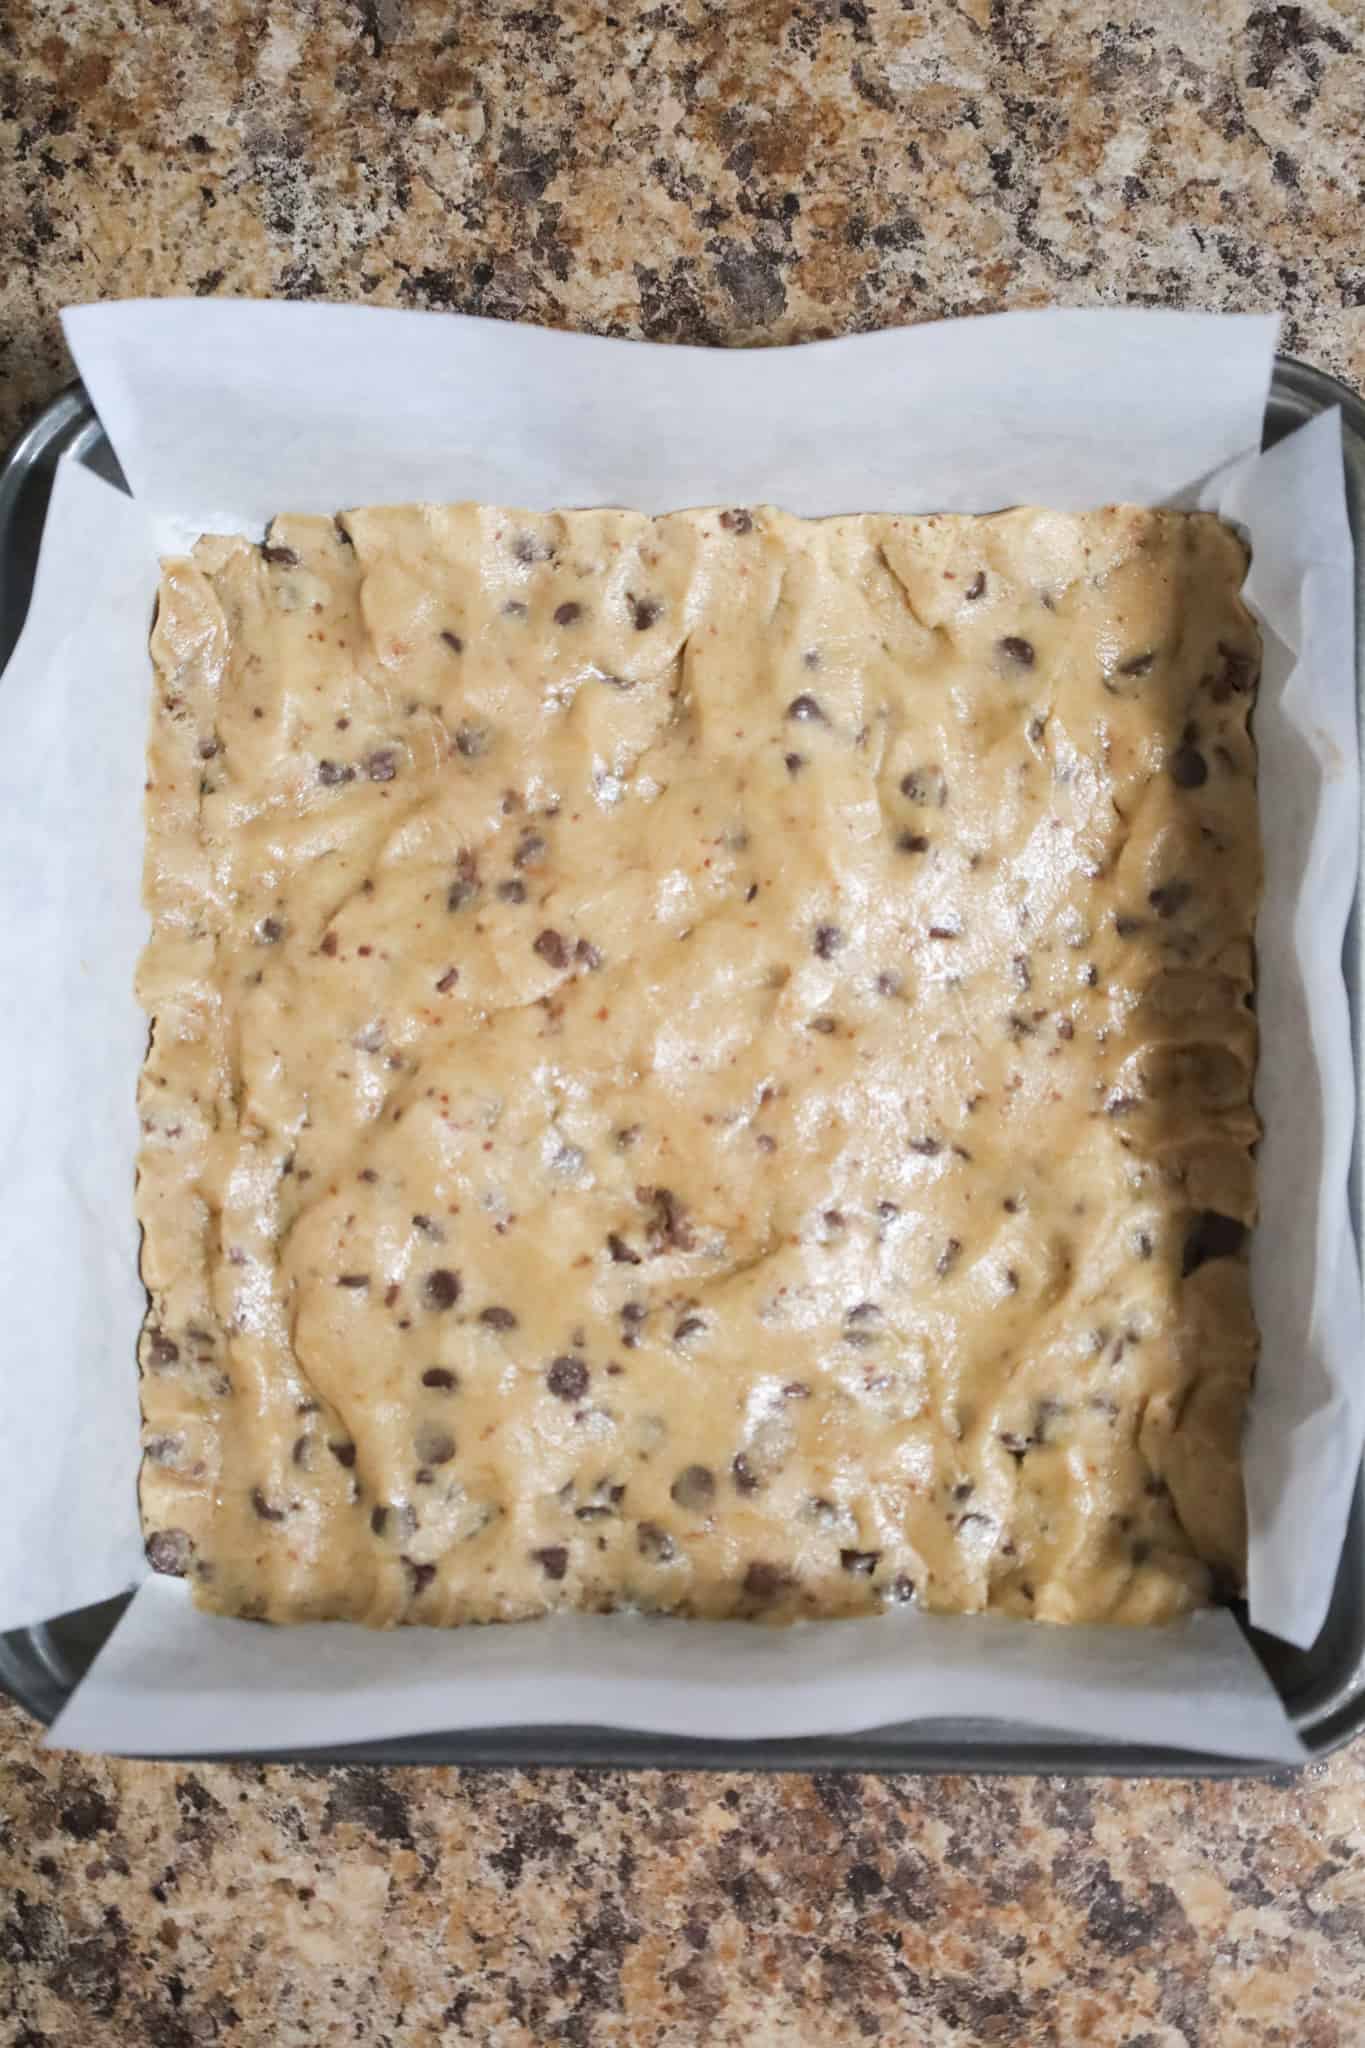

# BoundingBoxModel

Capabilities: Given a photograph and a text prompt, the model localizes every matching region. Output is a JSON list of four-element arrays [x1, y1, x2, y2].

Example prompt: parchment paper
[[0, 303, 1354, 1762]]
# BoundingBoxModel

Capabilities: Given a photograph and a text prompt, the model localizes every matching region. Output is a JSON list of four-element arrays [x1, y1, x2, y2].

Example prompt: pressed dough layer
[[138, 502, 1260, 1627]]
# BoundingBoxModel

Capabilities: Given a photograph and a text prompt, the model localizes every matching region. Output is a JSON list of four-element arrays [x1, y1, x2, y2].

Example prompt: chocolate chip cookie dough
[[137, 501, 1260, 1627]]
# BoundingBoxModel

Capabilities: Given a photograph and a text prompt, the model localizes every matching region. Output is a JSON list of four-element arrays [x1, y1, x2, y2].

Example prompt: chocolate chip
[[783, 1381, 811, 1400], [575, 938, 603, 970], [897, 832, 929, 854], [497, 879, 527, 903], [575, 1482, 626, 1522], [813, 923, 844, 959], [146, 1528, 193, 1575], [291, 1433, 312, 1467], [447, 849, 481, 910], [318, 759, 354, 786], [406, 1560, 438, 1594], [840, 1548, 881, 1575], [435, 967, 460, 992], [422, 1268, 462, 1311], [415, 1425, 456, 1466], [999, 636, 1035, 667], [421, 1370, 459, 1395], [928, 924, 960, 942], [251, 1487, 286, 1522], [547, 1355, 589, 1400], [554, 600, 583, 626], [370, 1505, 389, 1536], [1182, 1211, 1247, 1275], [936, 1237, 962, 1277], [785, 752, 806, 776], [329, 1439, 358, 1465], [512, 532, 550, 564], [965, 571, 986, 600], [742, 1560, 787, 1600], [638, 1184, 693, 1252], [534, 928, 568, 969], [454, 722, 488, 759], [1170, 746, 1208, 789], [786, 695, 826, 722], [900, 767, 947, 805], [148, 1332, 179, 1366], [670, 1464, 716, 1511], [1148, 880, 1193, 919], [1057, 1017, 1075, 1040], [843, 1301, 883, 1346], [514, 832, 546, 868], [909, 1136, 941, 1158], [262, 542, 299, 566], [441, 629, 464, 655], [479, 1306, 518, 1331], [720, 508, 754, 533], [629, 595, 662, 630], [637, 1520, 676, 1560], [810, 1014, 838, 1034], [367, 750, 397, 782], [533, 1545, 569, 1580], [673, 1315, 706, 1342], [258, 917, 284, 944], [1133, 1230, 1154, 1260], [607, 1232, 641, 1266], [197, 735, 221, 760], [1213, 640, 1256, 698], [1118, 650, 1154, 677], [731, 1452, 760, 1494], [337, 1273, 370, 1289], [412, 1213, 444, 1239]]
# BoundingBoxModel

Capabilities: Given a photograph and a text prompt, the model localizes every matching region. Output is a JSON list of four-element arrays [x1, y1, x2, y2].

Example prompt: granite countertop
[[3, 1, 1365, 2041]]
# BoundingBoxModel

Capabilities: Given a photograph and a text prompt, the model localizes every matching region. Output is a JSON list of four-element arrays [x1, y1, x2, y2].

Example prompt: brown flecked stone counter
[[3, 1720, 1365, 2045], [2, 0, 1365, 2040]]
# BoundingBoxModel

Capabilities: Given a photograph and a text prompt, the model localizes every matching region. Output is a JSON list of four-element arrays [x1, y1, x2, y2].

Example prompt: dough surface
[[138, 501, 1260, 1626]]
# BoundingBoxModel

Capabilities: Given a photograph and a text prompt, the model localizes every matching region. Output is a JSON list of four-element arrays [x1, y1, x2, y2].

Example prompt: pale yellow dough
[[138, 501, 1260, 1627]]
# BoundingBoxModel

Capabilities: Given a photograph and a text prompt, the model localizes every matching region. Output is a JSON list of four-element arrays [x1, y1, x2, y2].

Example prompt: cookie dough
[[138, 501, 1260, 1626]]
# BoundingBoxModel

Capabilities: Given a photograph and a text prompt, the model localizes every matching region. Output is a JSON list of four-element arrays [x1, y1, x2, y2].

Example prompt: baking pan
[[1, 359, 1361, 1774]]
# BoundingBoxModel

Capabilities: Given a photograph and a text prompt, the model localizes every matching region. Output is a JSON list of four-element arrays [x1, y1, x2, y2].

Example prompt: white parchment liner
[[0, 304, 1354, 1760]]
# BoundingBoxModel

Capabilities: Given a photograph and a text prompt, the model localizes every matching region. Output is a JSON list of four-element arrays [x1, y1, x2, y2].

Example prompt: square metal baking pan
[[2, 358, 1361, 1774]]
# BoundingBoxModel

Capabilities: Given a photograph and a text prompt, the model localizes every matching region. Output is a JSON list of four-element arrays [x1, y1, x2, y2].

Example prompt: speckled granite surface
[[3, 0, 1365, 2041], [2, 1728, 1364, 2047], [3, 0, 1365, 447]]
